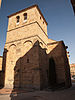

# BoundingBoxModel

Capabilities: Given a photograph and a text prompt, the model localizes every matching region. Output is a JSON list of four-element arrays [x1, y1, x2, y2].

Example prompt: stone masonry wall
[[39, 46, 49, 89], [3, 5, 71, 89], [0, 56, 2, 70], [47, 41, 71, 87]]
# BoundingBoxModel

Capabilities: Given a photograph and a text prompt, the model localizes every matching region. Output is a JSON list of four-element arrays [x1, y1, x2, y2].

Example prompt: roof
[[8, 4, 48, 25]]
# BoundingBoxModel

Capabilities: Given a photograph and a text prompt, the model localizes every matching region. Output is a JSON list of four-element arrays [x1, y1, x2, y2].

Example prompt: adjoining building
[[0, 56, 2, 71], [70, 64, 75, 80], [71, 0, 75, 14], [0, 5, 71, 90]]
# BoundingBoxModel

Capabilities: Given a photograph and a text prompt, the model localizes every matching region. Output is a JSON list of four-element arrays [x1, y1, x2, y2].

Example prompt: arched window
[[23, 13, 27, 22], [16, 16, 20, 24]]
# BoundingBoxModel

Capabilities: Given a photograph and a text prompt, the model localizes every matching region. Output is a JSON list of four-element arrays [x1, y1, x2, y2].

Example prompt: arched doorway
[[48, 57, 56, 87]]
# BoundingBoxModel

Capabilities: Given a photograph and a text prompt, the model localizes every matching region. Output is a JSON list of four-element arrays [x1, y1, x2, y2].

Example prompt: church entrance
[[48, 58, 56, 87]]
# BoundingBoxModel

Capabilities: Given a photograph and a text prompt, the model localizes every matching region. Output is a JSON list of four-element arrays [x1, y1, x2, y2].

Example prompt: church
[[0, 5, 71, 90]]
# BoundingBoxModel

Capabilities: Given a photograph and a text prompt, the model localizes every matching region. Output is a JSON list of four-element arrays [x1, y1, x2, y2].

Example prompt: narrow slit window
[[16, 16, 20, 24], [27, 58, 29, 63], [23, 13, 27, 22]]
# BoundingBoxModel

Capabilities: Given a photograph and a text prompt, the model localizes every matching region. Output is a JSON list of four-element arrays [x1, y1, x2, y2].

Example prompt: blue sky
[[0, 0, 75, 64]]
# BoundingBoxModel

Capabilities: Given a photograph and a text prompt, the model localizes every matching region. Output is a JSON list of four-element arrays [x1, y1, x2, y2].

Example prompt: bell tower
[[4, 5, 49, 89], [6, 5, 48, 44]]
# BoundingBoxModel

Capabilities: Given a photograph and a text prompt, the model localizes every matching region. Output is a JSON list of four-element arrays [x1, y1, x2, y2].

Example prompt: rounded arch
[[9, 44, 16, 49], [22, 40, 33, 55], [39, 42, 43, 46], [39, 42, 43, 48], [23, 40, 33, 45]]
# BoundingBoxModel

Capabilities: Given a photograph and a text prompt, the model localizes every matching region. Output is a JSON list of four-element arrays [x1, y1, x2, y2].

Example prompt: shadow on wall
[[48, 57, 56, 87], [48, 41, 71, 88], [0, 40, 71, 100], [13, 41, 48, 90], [9, 41, 71, 100], [10, 40, 48, 100]]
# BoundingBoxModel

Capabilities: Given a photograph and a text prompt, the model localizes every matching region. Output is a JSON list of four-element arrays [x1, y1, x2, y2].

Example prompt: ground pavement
[[0, 83, 75, 100]]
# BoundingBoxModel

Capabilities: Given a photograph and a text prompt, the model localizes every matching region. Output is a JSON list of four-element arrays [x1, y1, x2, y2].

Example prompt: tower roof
[[8, 4, 48, 25]]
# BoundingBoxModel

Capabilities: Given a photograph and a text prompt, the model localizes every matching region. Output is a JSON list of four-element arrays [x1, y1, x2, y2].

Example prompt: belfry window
[[16, 16, 20, 24], [23, 13, 27, 22]]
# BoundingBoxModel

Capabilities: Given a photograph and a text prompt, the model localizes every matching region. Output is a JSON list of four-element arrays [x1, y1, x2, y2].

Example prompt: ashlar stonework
[[0, 5, 71, 90]]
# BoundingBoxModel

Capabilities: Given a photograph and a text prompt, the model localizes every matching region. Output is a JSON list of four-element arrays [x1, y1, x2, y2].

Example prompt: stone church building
[[0, 5, 71, 90]]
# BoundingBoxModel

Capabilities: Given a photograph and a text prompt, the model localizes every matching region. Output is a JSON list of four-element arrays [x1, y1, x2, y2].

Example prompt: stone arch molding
[[8, 44, 16, 61], [23, 40, 33, 45], [23, 40, 33, 54], [39, 42, 43, 46], [39, 42, 44, 48], [9, 44, 16, 49]]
